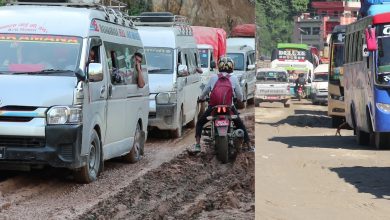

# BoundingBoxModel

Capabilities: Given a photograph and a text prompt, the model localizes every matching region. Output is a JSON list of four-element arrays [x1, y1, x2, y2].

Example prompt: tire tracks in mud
[[0, 107, 254, 220], [80, 150, 255, 220]]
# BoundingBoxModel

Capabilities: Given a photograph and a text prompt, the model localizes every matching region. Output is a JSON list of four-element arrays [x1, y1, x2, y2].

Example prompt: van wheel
[[237, 87, 247, 109], [188, 103, 199, 128], [172, 109, 183, 138], [123, 123, 143, 163], [74, 130, 102, 183], [356, 127, 370, 146]]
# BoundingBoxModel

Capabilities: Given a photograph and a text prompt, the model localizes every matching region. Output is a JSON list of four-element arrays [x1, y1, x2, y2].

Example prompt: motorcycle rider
[[294, 73, 306, 97], [189, 56, 253, 153]]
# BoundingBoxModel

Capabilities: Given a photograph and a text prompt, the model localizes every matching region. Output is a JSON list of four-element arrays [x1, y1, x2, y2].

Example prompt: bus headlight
[[376, 103, 390, 113], [47, 106, 82, 125]]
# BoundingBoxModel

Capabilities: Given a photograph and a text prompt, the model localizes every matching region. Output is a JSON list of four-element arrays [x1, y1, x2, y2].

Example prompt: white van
[[311, 64, 329, 105], [132, 12, 202, 138], [0, 1, 149, 183], [198, 44, 217, 88], [227, 44, 256, 109]]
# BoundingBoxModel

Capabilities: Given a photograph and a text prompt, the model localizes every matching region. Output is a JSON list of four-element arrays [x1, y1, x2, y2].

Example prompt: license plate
[[215, 119, 229, 127], [267, 96, 280, 100], [0, 147, 5, 159]]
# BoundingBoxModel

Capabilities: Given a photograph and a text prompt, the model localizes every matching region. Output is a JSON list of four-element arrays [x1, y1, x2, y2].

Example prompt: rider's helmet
[[298, 73, 304, 77], [218, 56, 234, 73]]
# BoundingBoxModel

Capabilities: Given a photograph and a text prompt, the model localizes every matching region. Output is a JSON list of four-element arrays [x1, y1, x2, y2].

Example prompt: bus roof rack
[[130, 12, 190, 27], [5, 0, 135, 28]]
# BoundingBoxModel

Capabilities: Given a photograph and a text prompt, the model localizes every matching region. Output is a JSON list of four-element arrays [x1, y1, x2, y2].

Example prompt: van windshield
[[227, 53, 244, 70], [0, 34, 82, 75], [144, 47, 174, 74]]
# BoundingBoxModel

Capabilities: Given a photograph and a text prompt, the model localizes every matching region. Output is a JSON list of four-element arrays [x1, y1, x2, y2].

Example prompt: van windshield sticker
[[145, 48, 172, 54], [0, 34, 80, 44], [0, 23, 48, 34]]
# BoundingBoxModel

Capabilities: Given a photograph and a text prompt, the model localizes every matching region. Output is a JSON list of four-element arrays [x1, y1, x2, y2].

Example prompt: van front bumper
[[148, 103, 178, 130], [0, 124, 85, 169]]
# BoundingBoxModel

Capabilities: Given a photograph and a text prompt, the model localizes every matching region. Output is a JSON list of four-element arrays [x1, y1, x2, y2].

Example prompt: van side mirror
[[247, 64, 255, 70], [88, 63, 103, 82], [178, 64, 188, 76], [362, 44, 369, 57], [210, 61, 216, 70], [308, 78, 312, 83], [365, 27, 378, 51]]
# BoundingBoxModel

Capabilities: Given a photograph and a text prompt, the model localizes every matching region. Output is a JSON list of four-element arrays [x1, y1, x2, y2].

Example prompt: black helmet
[[299, 73, 304, 77], [218, 57, 234, 73]]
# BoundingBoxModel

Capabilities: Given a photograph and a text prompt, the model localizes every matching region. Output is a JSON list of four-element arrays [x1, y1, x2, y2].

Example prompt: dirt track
[[256, 100, 390, 220], [0, 107, 254, 220]]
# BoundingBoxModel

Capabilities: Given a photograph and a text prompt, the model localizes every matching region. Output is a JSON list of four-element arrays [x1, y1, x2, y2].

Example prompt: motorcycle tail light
[[217, 107, 221, 113], [222, 107, 227, 113]]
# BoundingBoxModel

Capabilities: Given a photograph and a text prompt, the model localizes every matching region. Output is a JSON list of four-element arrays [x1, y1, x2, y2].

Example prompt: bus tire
[[375, 133, 390, 150]]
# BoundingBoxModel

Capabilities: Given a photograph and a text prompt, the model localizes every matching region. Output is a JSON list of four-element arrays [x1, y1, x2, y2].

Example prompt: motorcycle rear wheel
[[215, 136, 229, 164]]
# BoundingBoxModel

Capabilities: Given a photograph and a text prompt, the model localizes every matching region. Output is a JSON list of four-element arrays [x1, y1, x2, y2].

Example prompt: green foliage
[[125, 0, 150, 16], [256, 0, 309, 56]]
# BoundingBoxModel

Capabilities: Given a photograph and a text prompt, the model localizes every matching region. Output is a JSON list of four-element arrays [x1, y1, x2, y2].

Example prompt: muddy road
[[0, 107, 254, 220], [256, 100, 390, 220]]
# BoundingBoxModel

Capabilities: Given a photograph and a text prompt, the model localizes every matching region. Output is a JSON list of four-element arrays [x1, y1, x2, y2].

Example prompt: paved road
[[256, 100, 390, 220]]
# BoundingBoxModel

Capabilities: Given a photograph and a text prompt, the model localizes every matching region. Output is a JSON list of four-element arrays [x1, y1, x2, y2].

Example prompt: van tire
[[73, 130, 102, 183], [188, 103, 199, 128], [172, 108, 183, 138], [237, 87, 248, 109], [375, 133, 390, 150], [123, 123, 142, 163]]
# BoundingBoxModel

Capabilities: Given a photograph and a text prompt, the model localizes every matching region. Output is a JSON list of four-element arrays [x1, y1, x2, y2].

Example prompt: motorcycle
[[203, 104, 244, 163], [297, 84, 305, 101]]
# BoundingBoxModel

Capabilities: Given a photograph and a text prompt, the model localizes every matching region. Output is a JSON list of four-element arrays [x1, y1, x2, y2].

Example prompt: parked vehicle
[[311, 64, 329, 105], [255, 68, 291, 108], [328, 25, 347, 128], [0, 1, 149, 183], [344, 9, 390, 149], [227, 45, 256, 109], [202, 104, 244, 163], [192, 26, 227, 88], [132, 12, 203, 138]]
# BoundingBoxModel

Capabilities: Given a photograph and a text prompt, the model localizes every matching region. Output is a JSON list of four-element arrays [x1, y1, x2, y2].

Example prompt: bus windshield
[[256, 71, 288, 82], [144, 47, 174, 74], [329, 43, 344, 81], [0, 34, 82, 75]]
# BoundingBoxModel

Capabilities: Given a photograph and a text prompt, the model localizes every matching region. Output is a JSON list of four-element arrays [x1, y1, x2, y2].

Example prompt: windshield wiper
[[13, 69, 73, 75]]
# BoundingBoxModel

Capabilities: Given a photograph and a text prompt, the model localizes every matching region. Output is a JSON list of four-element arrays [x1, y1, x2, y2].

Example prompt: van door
[[182, 49, 201, 124], [102, 42, 128, 158], [247, 51, 257, 98], [81, 37, 108, 156]]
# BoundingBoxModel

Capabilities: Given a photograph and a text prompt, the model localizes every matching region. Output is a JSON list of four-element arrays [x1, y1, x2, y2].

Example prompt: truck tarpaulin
[[231, 24, 256, 37], [191, 26, 227, 62]]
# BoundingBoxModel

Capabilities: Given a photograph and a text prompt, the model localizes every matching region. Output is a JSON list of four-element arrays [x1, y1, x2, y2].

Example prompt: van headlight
[[47, 106, 82, 125], [156, 92, 177, 104], [377, 103, 390, 113]]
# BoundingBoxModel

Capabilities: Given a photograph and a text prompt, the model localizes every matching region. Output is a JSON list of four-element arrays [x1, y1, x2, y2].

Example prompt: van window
[[104, 41, 143, 84], [199, 49, 209, 68], [194, 52, 198, 67], [0, 34, 82, 74], [144, 47, 174, 74]]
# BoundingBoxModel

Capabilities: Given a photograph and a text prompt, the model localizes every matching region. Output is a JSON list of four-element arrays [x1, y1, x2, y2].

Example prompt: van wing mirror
[[88, 63, 103, 82], [75, 68, 86, 82], [178, 64, 188, 76], [362, 44, 369, 57], [365, 27, 378, 51], [247, 64, 255, 70]]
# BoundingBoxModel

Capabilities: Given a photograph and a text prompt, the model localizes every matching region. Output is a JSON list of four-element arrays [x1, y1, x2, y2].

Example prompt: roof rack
[[129, 13, 190, 27], [5, 0, 135, 28]]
